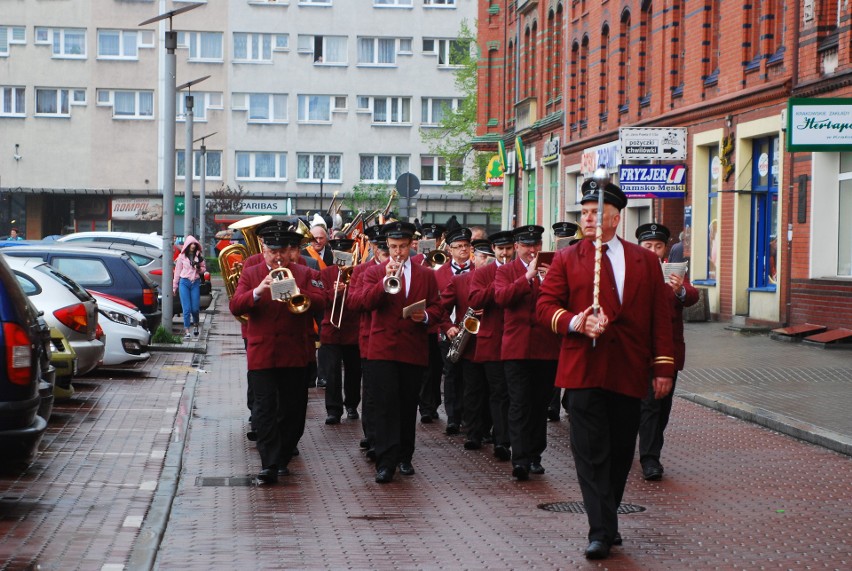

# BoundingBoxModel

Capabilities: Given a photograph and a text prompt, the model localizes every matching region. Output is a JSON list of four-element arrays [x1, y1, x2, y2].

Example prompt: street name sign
[[619, 127, 687, 160]]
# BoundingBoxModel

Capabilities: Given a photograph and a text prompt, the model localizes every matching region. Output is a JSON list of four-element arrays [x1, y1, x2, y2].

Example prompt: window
[[300, 0, 332, 5], [358, 37, 399, 65], [297, 35, 347, 64], [96, 89, 154, 119], [671, 1, 684, 96], [0, 26, 26, 57], [298, 95, 331, 122], [360, 155, 409, 182], [639, 1, 652, 105], [177, 149, 222, 179], [526, 170, 537, 225], [35, 27, 86, 58], [177, 31, 223, 62], [0, 86, 25, 116], [706, 146, 720, 281], [98, 30, 153, 59], [375, 0, 412, 6], [424, 0, 455, 5], [619, 10, 631, 113], [35, 88, 70, 117], [421, 155, 462, 184], [550, 5, 564, 102], [72, 89, 86, 105], [421, 97, 460, 125], [297, 153, 342, 182], [579, 35, 589, 125], [177, 92, 222, 122], [236, 152, 287, 180], [371, 96, 411, 124], [750, 137, 779, 289], [423, 38, 470, 67], [234, 33, 275, 62], [600, 25, 609, 120], [704, 0, 721, 84], [236, 93, 288, 123]]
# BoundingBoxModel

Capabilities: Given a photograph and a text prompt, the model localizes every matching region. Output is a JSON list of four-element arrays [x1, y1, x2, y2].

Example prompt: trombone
[[329, 243, 360, 328], [269, 265, 312, 314], [423, 238, 449, 269], [383, 256, 404, 294]]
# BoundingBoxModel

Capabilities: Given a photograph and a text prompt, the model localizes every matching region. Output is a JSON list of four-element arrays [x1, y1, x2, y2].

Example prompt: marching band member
[[547, 221, 580, 422], [417, 222, 446, 423]]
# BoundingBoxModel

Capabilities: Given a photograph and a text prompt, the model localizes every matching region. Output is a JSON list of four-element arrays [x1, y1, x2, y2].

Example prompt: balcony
[[514, 97, 537, 133]]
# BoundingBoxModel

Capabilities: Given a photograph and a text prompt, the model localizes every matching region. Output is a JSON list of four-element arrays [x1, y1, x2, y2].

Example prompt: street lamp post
[[177, 75, 209, 241], [193, 131, 217, 252]]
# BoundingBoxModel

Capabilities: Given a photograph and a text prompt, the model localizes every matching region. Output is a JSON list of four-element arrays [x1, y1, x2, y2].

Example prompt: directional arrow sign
[[619, 127, 687, 160]]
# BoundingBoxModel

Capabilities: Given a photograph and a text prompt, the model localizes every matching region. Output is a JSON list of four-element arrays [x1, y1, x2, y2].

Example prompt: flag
[[515, 136, 526, 171], [498, 140, 508, 171]]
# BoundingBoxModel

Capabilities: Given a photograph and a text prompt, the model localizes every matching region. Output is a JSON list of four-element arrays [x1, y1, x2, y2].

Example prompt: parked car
[[89, 291, 151, 367], [34, 315, 56, 422], [1, 245, 162, 332], [55, 240, 163, 284], [49, 326, 77, 386], [57, 231, 165, 250], [4, 256, 105, 376], [0, 255, 50, 469]]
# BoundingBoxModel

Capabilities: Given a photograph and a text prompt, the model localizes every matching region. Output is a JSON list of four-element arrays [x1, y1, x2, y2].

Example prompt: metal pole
[[183, 94, 194, 240], [161, 30, 177, 329], [199, 142, 207, 252]]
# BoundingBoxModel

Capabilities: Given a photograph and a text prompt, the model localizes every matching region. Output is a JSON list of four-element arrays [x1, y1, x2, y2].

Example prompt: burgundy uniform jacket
[[494, 257, 560, 361], [346, 260, 381, 359], [536, 238, 675, 399], [468, 260, 506, 363], [230, 261, 326, 370]]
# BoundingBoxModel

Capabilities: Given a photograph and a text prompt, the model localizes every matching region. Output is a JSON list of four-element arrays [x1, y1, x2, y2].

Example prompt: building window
[[639, 1, 652, 105], [579, 35, 589, 125], [35, 27, 86, 59], [236, 152, 287, 180], [744, 0, 761, 70], [360, 155, 409, 182], [549, 164, 559, 225], [297, 153, 342, 181], [300, 0, 332, 5], [177, 149, 222, 180], [600, 24, 609, 121], [297, 95, 346, 122], [96, 89, 154, 119], [371, 96, 411, 125], [177, 31, 223, 62], [177, 92, 223, 122], [297, 34, 346, 64], [97, 29, 154, 59], [507, 40, 516, 108], [704, 0, 721, 84], [357, 37, 399, 66], [551, 5, 563, 102], [526, 170, 537, 225], [671, 1, 684, 96], [421, 97, 460, 125], [618, 9, 631, 113], [233, 93, 288, 123], [234, 33, 277, 62], [35, 88, 70, 117], [374, 0, 412, 6], [569, 41, 579, 127], [0, 86, 25, 116], [749, 136, 779, 289], [421, 155, 462, 184], [423, 38, 469, 68], [424, 0, 455, 6], [0, 26, 27, 57], [706, 145, 720, 282]]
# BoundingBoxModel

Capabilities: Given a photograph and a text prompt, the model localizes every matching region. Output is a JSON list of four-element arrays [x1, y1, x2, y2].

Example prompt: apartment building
[[0, 0, 498, 242]]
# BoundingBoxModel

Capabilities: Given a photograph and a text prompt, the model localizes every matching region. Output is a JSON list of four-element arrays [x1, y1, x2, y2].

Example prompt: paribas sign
[[240, 200, 287, 214], [787, 98, 852, 151]]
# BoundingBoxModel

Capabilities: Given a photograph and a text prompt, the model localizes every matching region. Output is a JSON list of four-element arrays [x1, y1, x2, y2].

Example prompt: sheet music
[[402, 298, 426, 319], [661, 261, 688, 279]]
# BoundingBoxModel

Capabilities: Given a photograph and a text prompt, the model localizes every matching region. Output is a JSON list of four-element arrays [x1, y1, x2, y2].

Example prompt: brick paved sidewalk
[[152, 299, 852, 570]]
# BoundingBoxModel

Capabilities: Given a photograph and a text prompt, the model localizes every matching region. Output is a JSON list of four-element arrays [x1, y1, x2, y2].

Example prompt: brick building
[[475, 1, 851, 330]]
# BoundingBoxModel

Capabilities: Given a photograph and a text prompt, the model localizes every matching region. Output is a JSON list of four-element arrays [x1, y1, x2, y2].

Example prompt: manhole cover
[[196, 476, 255, 487], [538, 502, 646, 515]]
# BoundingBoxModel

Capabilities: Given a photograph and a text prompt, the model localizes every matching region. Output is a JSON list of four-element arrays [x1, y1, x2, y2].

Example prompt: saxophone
[[447, 307, 481, 363]]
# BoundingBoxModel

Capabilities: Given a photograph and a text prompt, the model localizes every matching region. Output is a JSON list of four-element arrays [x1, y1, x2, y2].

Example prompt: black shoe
[[584, 540, 610, 560], [375, 468, 394, 484], [366, 448, 377, 462], [292, 447, 299, 456], [398, 462, 415, 476], [277, 466, 290, 477], [359, 438, 370, 449], [547, 409, 560, 422], [445, 423, 460, 435], [529, 462, 545, 475], [463, 439, 482, 450], [643, 462, 664, 481], [317, 378, 327, 388], [246, 430, 258, 442], [325, 415, 341, 425], [346, 407, 360, 420], [512, 464, 529, 481], [193, 324, 199, 337], [420, 413, 433, 424], [257, 468, 278, 485], [493, 445, 511, 461], [612, 532, 623, 546]]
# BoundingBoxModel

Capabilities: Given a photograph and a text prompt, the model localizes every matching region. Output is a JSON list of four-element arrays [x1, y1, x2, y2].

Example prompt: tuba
[[446, 308, 481, 363], [219, 215, 272, 323], [269, 266, 312, 314]]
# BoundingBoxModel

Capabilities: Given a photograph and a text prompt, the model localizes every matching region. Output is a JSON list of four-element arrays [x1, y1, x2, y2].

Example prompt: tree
[[346, 183, 397, 215], [203, 183, 247, 242]]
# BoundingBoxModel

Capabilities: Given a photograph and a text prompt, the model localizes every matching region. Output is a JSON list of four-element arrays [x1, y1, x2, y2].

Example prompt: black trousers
[[566, 388, 641, 545], [638, 372, 678, 467], [483, 361, 510, 448], [462, 360, 490, 442], [440, 337, 464, 425], [419, 334, 443, 417], [243, 337, 255, 431], [361, 359, 374, 443], [248, 367, 308, 470], [504, 359, 556, 467], [370, 360, 424, 472], [323, 344, 362, 417]]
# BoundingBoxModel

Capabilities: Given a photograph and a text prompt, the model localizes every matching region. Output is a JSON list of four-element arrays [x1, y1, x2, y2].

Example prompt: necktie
[[601, 245, 620, 305], [454, 263, 468, 275], [400, 262, 408, 298]]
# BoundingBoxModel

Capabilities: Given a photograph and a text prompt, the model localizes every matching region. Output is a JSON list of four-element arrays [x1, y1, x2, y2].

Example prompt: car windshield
[[34, 264, 94, 303]]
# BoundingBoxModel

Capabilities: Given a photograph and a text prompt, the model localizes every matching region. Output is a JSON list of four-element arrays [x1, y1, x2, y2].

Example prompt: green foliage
[[205, 256, 220, 274], [347, 183, 396, 214], [152, 325, 183, 344]]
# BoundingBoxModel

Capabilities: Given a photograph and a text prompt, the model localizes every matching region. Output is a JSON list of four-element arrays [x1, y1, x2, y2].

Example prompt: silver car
[[90, 291, 151, 368], [3, 256, 104, 376]]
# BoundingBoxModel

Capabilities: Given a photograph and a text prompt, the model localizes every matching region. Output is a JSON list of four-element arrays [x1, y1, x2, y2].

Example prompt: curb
[[677, 389, 852, 457]]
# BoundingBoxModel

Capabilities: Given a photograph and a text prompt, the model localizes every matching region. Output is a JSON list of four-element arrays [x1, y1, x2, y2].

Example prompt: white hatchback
[[57, 231, 166, 251], [89, 292, 151, 368]]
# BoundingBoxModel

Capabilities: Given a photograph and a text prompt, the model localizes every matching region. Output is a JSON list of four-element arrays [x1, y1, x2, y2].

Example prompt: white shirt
[[604, 236, 625, 303]]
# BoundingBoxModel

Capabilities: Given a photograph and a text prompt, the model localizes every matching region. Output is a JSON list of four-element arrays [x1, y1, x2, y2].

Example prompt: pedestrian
[[7, 228, 23, 241], [173, 235, 207, 339], [635, 223, 699, 481], [229, 220, 326, 485], [537, 178, 675, 560]]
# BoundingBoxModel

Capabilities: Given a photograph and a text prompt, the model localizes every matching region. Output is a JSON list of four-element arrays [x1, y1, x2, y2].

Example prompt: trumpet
[[383, 256, 404, 294], [269, 265, 312, 314]]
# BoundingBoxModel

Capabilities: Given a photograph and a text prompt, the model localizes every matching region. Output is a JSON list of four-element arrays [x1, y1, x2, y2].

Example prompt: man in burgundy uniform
[[417, 222, 446, 423], [230, 220, 326, 485], [537, 180, 675, 559], [635, 222, 699, 482]]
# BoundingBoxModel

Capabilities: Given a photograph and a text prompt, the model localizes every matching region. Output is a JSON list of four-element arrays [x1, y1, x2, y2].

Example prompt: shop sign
[[581, 141, 620, 175], [112, 198, 164, 221], [240, 199, 289, 215], [787, 98, 852, 151], [618, 164, 687, 198], [619, 127, 687, 160], [485, 155, 504, 186], [542, 137, 560, 165]]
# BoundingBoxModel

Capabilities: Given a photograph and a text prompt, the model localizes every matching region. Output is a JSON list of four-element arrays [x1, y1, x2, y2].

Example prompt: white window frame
[[232, 92, 289, 123], [374, 0, 412, 7], [96, 89, 154, 120], [248, 0, 290, 5], [359, 154, 410, 182], [72, 89, 87, 105], [423, 38, 469, 68], [357, 37, 401, 66], [34, 88, 71, 117], [421, 97, 461, 126], [421, 155, 463, 185], [424, 0, 456, 6], [296, 153, 342, 182], [299, 0, 333, 5], [176, 92, 221, 122], [370, 96, 412, 125], [0, 86, 25, 116], [235, 151, 288, 181], [296, 34, 347, 65], [0, 26, 26, 57], [34, 28, 86, 59], [177, 149, 222, 180], [233, 32, 280, 63], [297, 95, 345, 123], [97, 29, 152, 60], [176, 31, 224, 63]]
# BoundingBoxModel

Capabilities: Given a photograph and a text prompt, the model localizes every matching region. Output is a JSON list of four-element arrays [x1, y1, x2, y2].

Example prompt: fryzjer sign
[[618, 164, 687, 198], [619, 127, 687, 160], [787, 98, 852, 151]]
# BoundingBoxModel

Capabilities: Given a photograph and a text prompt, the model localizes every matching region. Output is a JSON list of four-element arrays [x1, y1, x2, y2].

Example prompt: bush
[[206, 256, 220, 274], [152, 325, 183, 344]]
